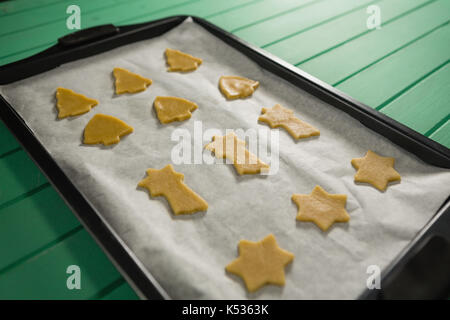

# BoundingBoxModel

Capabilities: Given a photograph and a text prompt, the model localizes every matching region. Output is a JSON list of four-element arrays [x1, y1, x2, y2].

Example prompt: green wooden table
[[0, 0, 449, 299]]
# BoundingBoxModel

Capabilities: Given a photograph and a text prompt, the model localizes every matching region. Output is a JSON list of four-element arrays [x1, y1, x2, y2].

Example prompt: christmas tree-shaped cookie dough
[[219, 76, 259, 100], [351, 150, 401, 191], [259, 104, 320, 139], [205, 132, 269, 175], [153, 96, 198, 124], [55, 87, 98, 119], [226, 234, 294, 292], [138, 164, 208, 215], [83, 114, 133, 146], [165, 48, 202, 72], [113, 67, 152, 94], [292, 186, 350, 231]]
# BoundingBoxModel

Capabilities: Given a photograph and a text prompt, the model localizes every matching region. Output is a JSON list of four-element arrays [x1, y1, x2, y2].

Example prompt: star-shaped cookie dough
[[292, 186, 349, 231], [351, 150, 401, 191], [226, 234, 294, 292]]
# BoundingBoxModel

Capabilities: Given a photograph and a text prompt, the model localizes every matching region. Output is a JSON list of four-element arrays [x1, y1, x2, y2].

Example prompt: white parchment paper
[[1, 19, 449, 299]]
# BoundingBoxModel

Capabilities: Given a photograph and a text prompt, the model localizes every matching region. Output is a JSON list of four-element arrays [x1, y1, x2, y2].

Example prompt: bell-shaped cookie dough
[[259, 104, 320, 139], [205, 132, 269, 175], [153, 96, 198, 124], [165, 48, 202, 72], [219, 76, 259, 100], [138, 164, 208, 215], [83, 113, 133, 146], [113, 67, 152, 94], [55, 87, 98, 119]]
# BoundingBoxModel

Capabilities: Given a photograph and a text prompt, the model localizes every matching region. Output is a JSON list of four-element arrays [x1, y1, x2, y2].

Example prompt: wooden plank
[[0, 228, 122, 299], [100, 281, 139, 300], [0, 186, 80, 271], [300, 0, 449, 86], [117, 0, 258, 24], [0, 43, 54, 66], [233, 0, 374, 47], [380, 63, 450, 136], [0, 150, 47, 206], [0, 0, 63, 17], [0, 0, 127, 37], [430, 120, 450, 147], [0, 120, 20, 156], [207, 0, 315, 32], [265, 0, 428, 65], [336, 23, 450, 108]]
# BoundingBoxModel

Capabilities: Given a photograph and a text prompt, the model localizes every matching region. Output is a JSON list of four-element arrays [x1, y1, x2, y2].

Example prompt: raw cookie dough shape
[[205, 132, 269, 175], [292, 185, 350, 232], [259, 104, 320, 139], [226, 234, 294, 293], [153, 96, 198, 124], [138, 164, 208, 215], [55, 87, 98, 119], [113, 67, 152, 94], [219, 76, 259, 100], [83, 113, 133, 146], [351, 150, 401, 191], [165, 48, 202, 72]]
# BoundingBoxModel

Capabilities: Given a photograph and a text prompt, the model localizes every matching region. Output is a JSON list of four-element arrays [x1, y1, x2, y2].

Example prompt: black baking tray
[[0, 15, 449, 300]]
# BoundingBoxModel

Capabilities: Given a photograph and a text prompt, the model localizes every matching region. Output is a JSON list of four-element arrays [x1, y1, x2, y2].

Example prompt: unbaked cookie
[[83, 113, 133, 146], [219, 76, 259, 100], [113, 67, 152, 94], [292, 185, 350, 231], [55, 87, 98, 119], [205, 132, 269, 175], [153, 96, 198, 124], [259, 104, 320, 139], [226, 234, 294, 292], [138, 164, 208, 215], [351, 150, 401, 191], [165, 48, 202, 72]]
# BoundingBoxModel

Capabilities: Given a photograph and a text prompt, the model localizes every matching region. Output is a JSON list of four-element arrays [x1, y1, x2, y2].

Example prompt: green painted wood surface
[[234, 0, 375, 47], [0, 228, 122, 299], [101, 281, 139, 300], [265, 0, 427, 64], [208, 0, 317, 31], [0, 0, 448, 300], [430, 120, 450, 147], [0, 186, 80, 271], [336, 23, 449, 108], [380, 63, 450, 135], [300, 0, 448, 85], [0, 0, 62, 15], [0, 150, 47, 205], [0, 120, 19, 154]]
